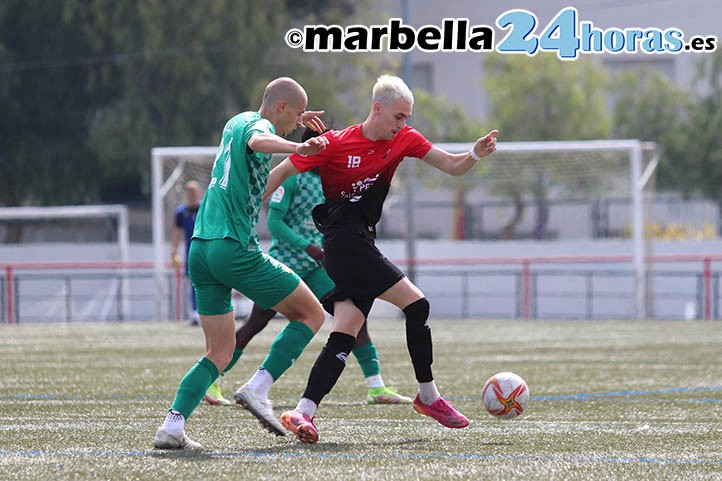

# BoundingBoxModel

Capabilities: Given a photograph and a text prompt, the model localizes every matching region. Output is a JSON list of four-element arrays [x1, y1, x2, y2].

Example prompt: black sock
[[302, 332, 356, 405], [404, 298, 433, 383]]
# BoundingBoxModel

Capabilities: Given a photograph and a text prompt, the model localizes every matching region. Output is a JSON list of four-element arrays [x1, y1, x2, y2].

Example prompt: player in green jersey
[[153, 77, 329, 450], [226, 127, 411, 406]]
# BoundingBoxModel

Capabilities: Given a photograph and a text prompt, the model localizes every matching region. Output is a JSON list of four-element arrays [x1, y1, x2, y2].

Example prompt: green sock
[[352, 341, 381, 378], [170, 357, 219, 419], [260, 321, 315, 380], [222, 348, 244, 375]]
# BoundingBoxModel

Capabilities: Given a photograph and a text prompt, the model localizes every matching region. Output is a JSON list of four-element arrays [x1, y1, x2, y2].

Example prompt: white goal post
[[152, 139, 658, 320], [152, 147, 216, 321]]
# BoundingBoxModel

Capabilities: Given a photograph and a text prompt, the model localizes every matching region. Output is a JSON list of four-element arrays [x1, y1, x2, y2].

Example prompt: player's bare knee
[[206, 345, 234, 372], [299, 303, 325, 332], [206, 354, 231, 373]]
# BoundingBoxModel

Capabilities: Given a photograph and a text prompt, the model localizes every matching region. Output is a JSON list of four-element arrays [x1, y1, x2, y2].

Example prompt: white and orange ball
[[482, 372, 529, 419]]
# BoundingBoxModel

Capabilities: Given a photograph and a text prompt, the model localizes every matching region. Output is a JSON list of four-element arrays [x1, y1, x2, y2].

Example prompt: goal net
[[394, 139, 658, 319], [0, 205, 130, 322], [151, 147, 284, 320]]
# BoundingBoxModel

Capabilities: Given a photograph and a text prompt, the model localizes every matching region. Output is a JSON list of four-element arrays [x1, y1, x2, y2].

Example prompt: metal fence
[[2, 256, 721, 322], [417, 268, 719, 320], [1, 268, 166, 323]]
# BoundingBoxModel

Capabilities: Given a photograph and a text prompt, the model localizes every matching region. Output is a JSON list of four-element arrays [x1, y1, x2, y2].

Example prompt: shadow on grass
[[270, 400, 370, 410], [147, 436, 444, 460], [266, 437, 429, 452], [147, 435, 514, 462]]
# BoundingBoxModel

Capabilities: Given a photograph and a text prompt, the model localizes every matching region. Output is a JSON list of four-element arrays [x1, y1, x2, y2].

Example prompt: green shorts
[[300, 265, 335, 300], [188, 238, 301, 315]]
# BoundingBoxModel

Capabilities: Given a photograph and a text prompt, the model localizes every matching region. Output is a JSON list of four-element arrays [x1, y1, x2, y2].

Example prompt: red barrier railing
[[5, 266, 13, 325], [174, 267, 184, 321], [2, 254, 721, 323]]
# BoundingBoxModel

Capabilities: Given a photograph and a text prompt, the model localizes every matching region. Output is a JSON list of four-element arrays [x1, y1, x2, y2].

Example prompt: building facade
[[374, 0, 720, 120]]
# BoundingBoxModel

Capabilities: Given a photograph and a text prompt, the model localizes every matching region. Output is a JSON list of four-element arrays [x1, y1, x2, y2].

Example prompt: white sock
[[162, 409, 185, 436], [296, 397, 318, 417], [418, 381, 440, 405], [365, 374, 385, 389], [247, 368, 274, 398]]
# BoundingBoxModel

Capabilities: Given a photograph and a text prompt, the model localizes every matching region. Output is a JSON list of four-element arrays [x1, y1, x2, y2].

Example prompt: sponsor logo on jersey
[[270, 186, 285, 203], [340, 174, 380, 202]]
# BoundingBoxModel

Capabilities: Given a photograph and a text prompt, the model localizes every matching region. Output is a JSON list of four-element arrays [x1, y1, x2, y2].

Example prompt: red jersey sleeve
[[289, 131, 335, 172], [402, 128, 433, 159]]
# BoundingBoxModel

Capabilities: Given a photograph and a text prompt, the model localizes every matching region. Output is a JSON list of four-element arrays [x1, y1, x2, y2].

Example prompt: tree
[[611, 66, 691, 191], [678, 50, 722, 228], [409, 89, 488, 239], [612, 51, 722, 233], [69, 0, 296, 201], [0, 0, 113, 207], [74, 0, 374, 201], [0, 0, 370, 210], [482, 53, 611, 238]]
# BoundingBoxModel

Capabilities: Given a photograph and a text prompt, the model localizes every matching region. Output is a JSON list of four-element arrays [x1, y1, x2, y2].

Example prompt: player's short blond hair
[[372, 75, 414, 106]]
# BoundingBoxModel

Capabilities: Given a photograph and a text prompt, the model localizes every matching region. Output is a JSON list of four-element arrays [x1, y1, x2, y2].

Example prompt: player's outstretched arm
[[248, 132, 329, 156], [421, 130, 499, 176], [264, 158, 301, 201]]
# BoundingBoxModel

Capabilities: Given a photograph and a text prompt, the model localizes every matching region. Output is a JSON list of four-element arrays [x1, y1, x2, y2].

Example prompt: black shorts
[[321, 227, 405, 318]]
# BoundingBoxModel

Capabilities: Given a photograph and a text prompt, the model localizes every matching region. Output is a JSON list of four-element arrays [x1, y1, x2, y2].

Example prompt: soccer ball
[[482, 372, 529, 419]]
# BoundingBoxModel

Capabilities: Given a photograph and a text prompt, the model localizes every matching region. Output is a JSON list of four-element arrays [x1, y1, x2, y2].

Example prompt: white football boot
[[153, 427, 202, 450], [234, 384, 286, 436]]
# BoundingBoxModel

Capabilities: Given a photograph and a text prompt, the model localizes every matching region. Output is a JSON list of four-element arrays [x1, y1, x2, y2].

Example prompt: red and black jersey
[[289, 124, 432, 233]]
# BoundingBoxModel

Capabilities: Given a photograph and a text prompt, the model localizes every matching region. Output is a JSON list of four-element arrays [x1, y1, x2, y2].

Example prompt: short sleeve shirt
[[193, 111, 274, 249], [174, 204, 198, 257], [288, 124, 432, 229]]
